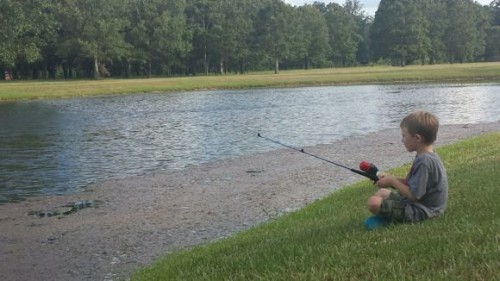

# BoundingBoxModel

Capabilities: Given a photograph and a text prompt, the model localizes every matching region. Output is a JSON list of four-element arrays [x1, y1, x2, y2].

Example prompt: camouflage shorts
[[379, 191, 406, 223]]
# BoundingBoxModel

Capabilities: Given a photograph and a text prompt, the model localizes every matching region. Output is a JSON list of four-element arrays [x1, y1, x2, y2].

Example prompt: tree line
[[1, 0, 499, 80]]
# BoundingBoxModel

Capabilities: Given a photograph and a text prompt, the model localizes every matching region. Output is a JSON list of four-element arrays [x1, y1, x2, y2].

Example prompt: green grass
[[1, 62, 500, 101], [131, 132, 500, 281]]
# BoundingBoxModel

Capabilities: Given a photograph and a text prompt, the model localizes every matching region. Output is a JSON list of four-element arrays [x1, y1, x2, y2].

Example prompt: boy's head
[[400, 111, 439, 145]]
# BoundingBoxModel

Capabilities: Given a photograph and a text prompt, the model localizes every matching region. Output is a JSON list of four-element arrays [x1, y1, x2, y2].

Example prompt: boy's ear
[[414, 134, 424, 143]]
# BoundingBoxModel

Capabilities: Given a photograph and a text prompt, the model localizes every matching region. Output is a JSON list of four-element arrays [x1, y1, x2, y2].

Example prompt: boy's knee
[[375, 188, 392, 198], [367, 196, 382, 214]]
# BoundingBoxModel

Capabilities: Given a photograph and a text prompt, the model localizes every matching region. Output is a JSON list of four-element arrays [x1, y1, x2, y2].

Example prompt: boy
[[366, 111, 448, 227]]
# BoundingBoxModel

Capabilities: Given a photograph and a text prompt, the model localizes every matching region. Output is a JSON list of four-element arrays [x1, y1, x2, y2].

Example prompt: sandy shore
[[0, 121, 498, 281]]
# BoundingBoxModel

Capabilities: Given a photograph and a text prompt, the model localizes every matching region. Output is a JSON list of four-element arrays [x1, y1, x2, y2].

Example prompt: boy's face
[[401, 127, 420, 152]]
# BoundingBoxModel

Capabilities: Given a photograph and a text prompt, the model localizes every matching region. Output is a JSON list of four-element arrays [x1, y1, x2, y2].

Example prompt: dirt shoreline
[[1, 121, 499, 281]]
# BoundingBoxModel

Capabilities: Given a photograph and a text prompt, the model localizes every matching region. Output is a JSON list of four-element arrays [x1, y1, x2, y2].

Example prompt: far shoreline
[[1, 62, 500, 102]]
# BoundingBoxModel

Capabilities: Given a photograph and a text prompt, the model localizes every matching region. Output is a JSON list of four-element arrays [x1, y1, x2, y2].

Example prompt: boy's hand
[[375, 175, 415, 201], [376, 174, 397, 189]]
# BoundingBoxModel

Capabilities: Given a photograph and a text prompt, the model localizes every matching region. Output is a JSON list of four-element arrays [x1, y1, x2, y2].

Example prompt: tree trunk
[[4, 69, 12, 80], [126, 61, 131, 78], [93, 56, 100, 79], [62, 64, 68, 79], [219, 58, 224, 75], [239, 60, 244, 74], [47, 63, 56, 79], [204, 45, 209, 75], [274, 58, 279, 74], [400, 50, 406, 67]]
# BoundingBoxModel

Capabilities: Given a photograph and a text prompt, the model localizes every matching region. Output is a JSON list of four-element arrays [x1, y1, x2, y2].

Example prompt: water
[[0, 83, 499, 203]]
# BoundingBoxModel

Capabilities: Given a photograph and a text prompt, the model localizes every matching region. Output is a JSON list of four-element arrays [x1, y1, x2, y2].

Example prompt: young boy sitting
[[366, 111, 448, 226]]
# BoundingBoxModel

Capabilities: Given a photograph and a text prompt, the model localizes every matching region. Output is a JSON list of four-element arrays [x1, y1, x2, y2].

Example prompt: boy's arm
[[376, 175, 417, 202], [391, 179, 417, 202], [377, 172, 406, 184]]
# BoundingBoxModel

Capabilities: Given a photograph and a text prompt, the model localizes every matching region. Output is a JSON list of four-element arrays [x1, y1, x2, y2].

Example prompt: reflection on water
[[0, 83, 499, 202]]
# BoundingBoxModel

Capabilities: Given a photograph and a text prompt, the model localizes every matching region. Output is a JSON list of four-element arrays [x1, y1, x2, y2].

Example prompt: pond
[[0, 83, 499, 203]]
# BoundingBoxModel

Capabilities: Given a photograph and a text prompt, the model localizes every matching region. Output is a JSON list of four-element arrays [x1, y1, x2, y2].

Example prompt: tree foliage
[[371, 0, 430, 66], [0, 0, 496, 79], [323, 3, 360, 66], [371, 0, 493, 65], [127, 0, 190, 77], [0, 0, 59, 76]]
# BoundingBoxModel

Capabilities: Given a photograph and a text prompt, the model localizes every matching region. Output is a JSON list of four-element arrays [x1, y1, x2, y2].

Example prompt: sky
[[283, 0, 494, 17]]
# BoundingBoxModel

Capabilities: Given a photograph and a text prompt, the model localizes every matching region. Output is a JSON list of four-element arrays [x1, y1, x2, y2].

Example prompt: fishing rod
[[257, 133, 379, 183]]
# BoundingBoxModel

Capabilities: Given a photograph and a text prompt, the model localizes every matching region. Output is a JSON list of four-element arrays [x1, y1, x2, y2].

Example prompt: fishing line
[[257, 133, 379, 182]]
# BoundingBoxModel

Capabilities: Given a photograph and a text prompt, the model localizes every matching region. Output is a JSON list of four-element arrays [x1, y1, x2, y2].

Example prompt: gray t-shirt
[[404, 152, 448, 222]]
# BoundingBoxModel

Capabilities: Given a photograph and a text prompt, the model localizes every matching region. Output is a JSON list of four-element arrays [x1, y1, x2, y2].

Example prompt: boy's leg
[[367, 189, 406, 222], [375, 188, 392, 199], [367, 188, 392, 214], [378, 191, 406, 222]]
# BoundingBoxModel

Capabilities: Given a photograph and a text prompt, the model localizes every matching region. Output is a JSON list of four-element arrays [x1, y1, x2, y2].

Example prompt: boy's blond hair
[[400, 111, 439, 145]]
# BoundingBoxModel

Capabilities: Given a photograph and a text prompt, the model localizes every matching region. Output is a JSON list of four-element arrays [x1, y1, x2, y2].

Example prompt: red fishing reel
[[359, 161, 379, 180]]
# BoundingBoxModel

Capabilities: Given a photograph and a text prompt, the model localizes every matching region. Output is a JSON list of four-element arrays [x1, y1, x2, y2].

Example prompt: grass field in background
[[131, 132, 500, 281], [1, 62, 500, 101]]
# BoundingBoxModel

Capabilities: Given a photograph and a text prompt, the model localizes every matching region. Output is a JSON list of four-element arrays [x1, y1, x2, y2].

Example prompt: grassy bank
[[1, 62, 500, 101], [131, 132, 500, 281]]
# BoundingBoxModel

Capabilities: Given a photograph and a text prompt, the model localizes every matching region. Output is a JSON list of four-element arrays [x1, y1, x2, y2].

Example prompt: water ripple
[[0, 83, 499, 202]]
